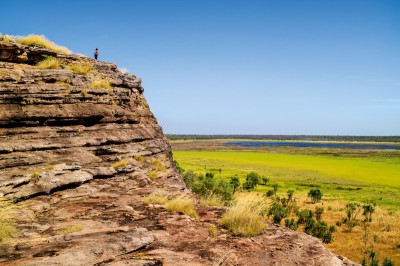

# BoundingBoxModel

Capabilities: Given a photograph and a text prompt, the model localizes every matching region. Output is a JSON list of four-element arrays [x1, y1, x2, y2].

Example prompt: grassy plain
[[171, 140, 400, 264]]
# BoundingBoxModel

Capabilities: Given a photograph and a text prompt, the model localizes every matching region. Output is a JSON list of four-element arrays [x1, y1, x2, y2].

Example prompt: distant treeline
[[166, 135, 400, 143]]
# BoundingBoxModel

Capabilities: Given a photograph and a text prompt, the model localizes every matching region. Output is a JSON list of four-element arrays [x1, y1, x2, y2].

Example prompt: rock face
[[0, 40, 358, 266]]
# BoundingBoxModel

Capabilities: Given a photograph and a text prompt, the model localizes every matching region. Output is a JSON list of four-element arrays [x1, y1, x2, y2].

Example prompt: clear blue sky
[[2, 0, 399, 135]]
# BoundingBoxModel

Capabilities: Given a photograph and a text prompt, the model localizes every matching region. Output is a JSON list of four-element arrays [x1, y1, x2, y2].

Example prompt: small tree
[[308, 189, 322, 203], [315, 207, 324, 221], [246, 172, 261, 187], [261, 176, 270, 185], [362, 203, 375, 222], [242, 172, 261, 190], [272, 184, 279, 198], [230, 176, 240, 193], [287, 190, 294, 201]]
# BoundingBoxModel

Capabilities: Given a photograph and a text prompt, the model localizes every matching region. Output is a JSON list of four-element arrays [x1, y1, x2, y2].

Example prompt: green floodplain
[[172, 144, 400, 210]]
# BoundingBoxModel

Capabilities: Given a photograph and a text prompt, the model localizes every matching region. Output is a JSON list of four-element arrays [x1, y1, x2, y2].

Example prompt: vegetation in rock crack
[[89, 78, 112, 91], [36, 56, 61, 69], [66, 61, 92, 75], [0, 198, 20, 242], [134, 154, 145, 163], [15, 34, 71, 54], [219, 193, 267, 237], [57, 224, 82, 235], [208, 225, 218, 237], [152, 158, 166, 172], [112, 160, 128, 169], [81, 89, 88, 97], [165, 196, 198, 218], [148, 170, 158, 181], [45, 165, 54, 171]]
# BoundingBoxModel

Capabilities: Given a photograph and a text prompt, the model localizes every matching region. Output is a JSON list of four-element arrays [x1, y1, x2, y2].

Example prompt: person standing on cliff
[[94, 48, 99, 61]]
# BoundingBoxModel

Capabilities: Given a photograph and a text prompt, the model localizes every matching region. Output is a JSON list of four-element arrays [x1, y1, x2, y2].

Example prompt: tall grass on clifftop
[[219, 193, 268, 236], [36, 56, 61, 69], [16, 34, 71, 54]]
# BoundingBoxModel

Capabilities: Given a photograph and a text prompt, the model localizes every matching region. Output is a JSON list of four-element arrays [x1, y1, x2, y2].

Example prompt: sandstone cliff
[[0, 40, 358, 266]]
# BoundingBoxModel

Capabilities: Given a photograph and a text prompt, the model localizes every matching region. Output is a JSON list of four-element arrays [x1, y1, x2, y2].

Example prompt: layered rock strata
[[0, 40, 358, 266]]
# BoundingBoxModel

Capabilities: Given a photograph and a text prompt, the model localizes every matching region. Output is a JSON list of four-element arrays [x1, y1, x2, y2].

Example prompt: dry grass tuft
[[148, 170, 158, 181], [165, 196, 199, 218], [200, 196, 224, 207], [113, 160, 128, 169], [0, 198, 20, 242], [0, 34, 15, 43], [152, 158, 166, 172], [143, 191, 169, 205], [208, 225, 218, 237], [89, 78, 112, 91], [219, 193, 267, 237], [67, 62, 92, 75], [57, 224, 82, 235], [15, 34, 71, 54], [36, 56, 61, 69], [134, 155, 145, 163]]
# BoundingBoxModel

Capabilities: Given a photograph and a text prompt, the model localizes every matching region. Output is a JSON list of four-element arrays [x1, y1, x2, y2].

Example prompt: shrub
[[229, 176, 240, 193], [89, 78, 112, 91], [296, 209, 313, 224], [148, 170, 158, 181], [182, 170, 196, 187], [57, 224, 82, 235], [152, 158, 166, 172], [143, 191, 169, 205], [165, 196, 198, 218], [284, 218, 298, 230], [174, 160, 184, 174], [268, 203, 289, 224], [219, 193, 267, 237], [382, 258, 394, 266], [112, 160, 127, 169], [186, 171, 234, 202], [266, 190, 275, 197], [36, 56, 61, 69], [15, 34, 71, 54], [67, 61, 92, 75]]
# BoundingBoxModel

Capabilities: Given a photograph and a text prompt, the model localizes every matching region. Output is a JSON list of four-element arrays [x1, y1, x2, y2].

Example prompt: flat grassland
[[172, 140, 400, 264]]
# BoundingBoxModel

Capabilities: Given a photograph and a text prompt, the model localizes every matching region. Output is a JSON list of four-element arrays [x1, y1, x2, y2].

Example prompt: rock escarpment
[[0, 40, 358, 266]]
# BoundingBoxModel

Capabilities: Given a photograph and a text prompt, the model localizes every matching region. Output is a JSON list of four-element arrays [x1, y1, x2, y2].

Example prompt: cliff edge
[[0, 39, 358, 266]]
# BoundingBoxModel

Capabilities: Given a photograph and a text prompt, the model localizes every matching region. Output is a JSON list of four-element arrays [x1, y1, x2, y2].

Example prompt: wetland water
[[225, 141, 400, 150]]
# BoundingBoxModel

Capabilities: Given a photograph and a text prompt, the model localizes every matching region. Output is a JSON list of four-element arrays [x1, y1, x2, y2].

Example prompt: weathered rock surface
[[0, 40, 358, 266]]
